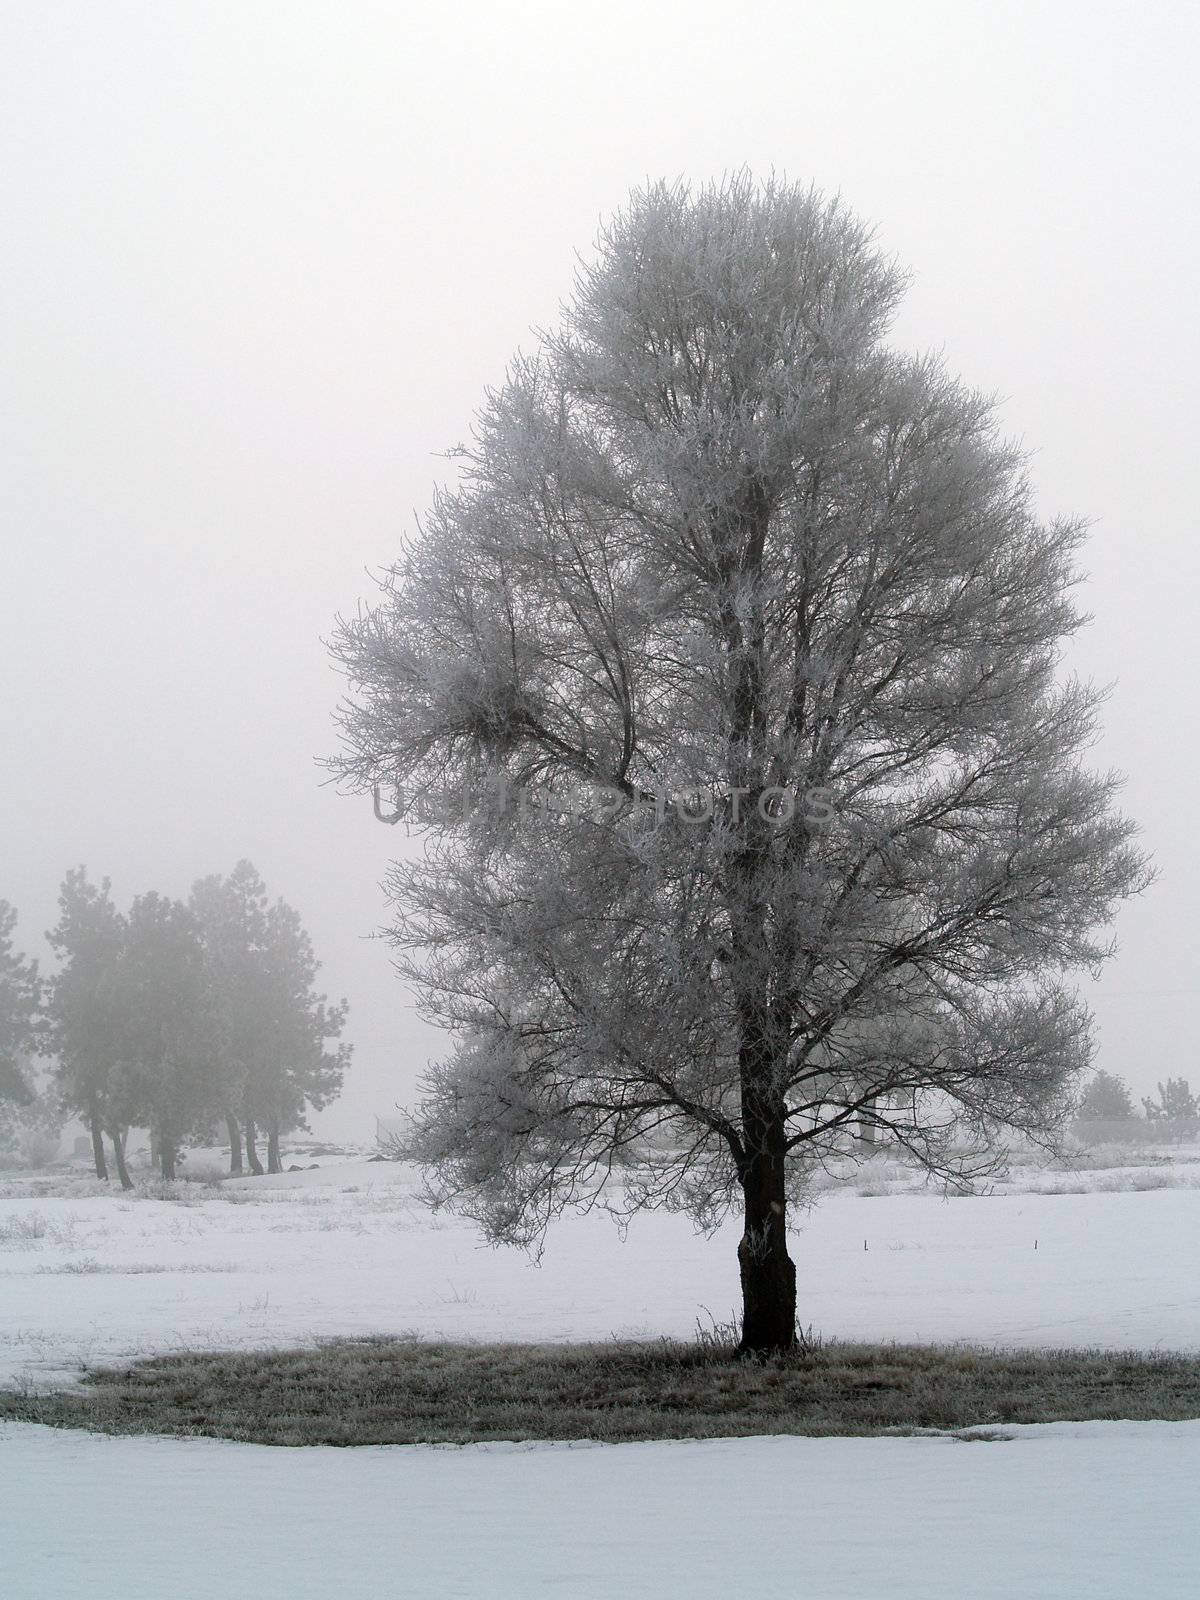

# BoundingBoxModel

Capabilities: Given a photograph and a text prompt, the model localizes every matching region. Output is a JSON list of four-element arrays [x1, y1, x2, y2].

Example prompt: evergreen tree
[[189, 861, 273, 1174], [1142, 1077, 1198, 1131], [44, 870, 127, 1181], [0, 900, 39, 1106], [106, 892, 213, 1181], [191, 863, 349, 1175], [1077, 1069, 1136, 1120], [245, 896, 349, 1173]]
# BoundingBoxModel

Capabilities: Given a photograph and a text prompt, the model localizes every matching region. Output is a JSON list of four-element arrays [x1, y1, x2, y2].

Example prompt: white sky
[[2, 0, 1197, 1137]]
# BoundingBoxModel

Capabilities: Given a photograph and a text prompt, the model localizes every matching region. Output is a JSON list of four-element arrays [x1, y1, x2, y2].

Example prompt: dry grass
[[0, 1211, 83, 1249], [5, 1337, 1200, 1447]]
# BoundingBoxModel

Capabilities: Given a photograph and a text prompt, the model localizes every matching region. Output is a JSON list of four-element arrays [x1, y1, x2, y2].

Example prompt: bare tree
[[331, 175, 1151, 1353]]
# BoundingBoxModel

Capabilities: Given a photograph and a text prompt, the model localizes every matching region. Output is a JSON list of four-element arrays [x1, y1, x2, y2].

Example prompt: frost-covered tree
[[331, 176, 1151, 1352], [0, 900, 39, 1106]]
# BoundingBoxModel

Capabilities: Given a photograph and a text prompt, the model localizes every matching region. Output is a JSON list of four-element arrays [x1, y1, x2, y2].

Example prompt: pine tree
[[0, 900, 39, 1106], [44, 870, 127, 1181], [1077, 1069, 1136, 1120], [1142, 1077, 1198, 1132], [191, 863, 349, 1175], [106, 892, 213, 1181]]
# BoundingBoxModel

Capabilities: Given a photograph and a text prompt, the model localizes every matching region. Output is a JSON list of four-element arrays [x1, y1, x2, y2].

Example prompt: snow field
[[3, 1157, 1200, 1598], [2, 1158, 1199, 1387], [3, 1418, 1198, 1600]]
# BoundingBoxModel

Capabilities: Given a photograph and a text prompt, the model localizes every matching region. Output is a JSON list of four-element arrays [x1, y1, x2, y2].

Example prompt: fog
[[2, 0, 1196, 1140]]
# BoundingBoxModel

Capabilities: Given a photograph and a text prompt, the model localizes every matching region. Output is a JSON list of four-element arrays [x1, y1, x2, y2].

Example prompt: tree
[[190, 863, 350, 1175], [1077, 1069, 1136, 1121], [0, 900, 39, 1106], [190, 861, 272, 1174], [244, 897, 350, 1173], [106, 892, 214, 1181], [1142, 1077, 1198, 1135], [0, 1062, 66, 1169], [330, 175, 1151, 1353], [44, 869, 127, 1182]]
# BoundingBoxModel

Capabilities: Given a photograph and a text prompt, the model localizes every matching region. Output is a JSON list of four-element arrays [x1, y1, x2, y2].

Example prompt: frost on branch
[[333, 175, 1152, 1346]]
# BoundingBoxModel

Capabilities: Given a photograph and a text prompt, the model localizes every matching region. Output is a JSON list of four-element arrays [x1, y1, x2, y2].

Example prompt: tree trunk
[[149, 1126, 160, 1168], [225, 1111, 243, 1175], [88, 1097, 108, 1181], [737, 1176, 797, 1355], [736, 1066, 796, 1355], [109, 1127, 134, 1190], [718, 480, 795, 1357], [245, 1117, 264, 1176], [266, 1121, 282, 1175], [159, 1129, 177, 1181], [730, 964, 797, 1354]]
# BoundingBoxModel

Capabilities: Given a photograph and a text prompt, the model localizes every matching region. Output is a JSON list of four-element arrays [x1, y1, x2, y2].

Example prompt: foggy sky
[[2, 0, 1197, 1138]]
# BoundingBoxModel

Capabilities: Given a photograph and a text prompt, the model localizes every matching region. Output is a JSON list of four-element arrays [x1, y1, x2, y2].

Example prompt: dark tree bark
[[225, 1111, 243, 1175], [109, 1127, 134, 1191], [244, 1117, 264, 1176], [149, 1126, 160, 1168], [88, 1096, 108, 1181], [266, 1121, 282, 1175], [736, 1071, 797, 1355]]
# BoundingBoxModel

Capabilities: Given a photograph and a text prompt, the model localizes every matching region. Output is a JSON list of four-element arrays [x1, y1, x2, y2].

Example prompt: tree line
[[0, 861, 349, 1184]]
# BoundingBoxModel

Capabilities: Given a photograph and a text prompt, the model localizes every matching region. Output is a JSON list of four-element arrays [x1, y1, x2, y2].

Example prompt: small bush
[[0, 1211, 49, 1245], [0, 1210, 83, 1248]]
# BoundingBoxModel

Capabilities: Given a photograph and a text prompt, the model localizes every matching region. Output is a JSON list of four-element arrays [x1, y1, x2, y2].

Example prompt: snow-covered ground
[[5, 1418, 1198, 1600], [2, 1154, 1199, 1386], [3, 1153, 1200, 1597]]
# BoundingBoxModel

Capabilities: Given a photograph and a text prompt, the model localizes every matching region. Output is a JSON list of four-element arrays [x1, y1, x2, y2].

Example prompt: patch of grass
[[35, 1259, 238, 1275], [4, 1337, 1200, 1447]]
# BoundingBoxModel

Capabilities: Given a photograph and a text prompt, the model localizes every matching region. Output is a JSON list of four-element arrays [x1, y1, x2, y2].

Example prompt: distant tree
[[106, 893, 214, 1181], [1077, 1070, 1136, 1121], [190, 861, 272, 1174], [191, 863, 350, 1175], [1142, 1077, 1198, 1135], [244, 897, 350, 1174], [44, 870, 128, 1182], [0, 900, 39, 1106], [0, 1061, 66, 1169], [331, 175, 1151, 1352]]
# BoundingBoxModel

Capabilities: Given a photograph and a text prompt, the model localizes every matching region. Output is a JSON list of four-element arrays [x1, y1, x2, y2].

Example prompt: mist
[[3, 0, 1196, 1141]]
